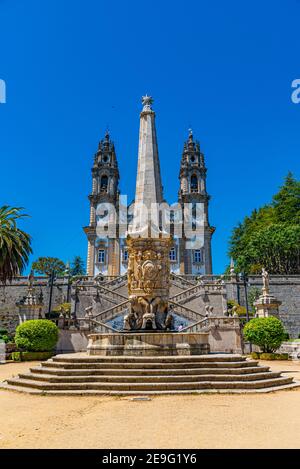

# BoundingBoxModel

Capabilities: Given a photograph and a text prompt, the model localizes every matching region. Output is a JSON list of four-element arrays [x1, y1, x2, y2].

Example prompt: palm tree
[[0, 206, 32, 284]]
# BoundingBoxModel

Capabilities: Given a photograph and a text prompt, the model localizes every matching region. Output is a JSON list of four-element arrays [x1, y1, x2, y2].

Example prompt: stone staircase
[[2, 354, 299, 395], [76, 274, 225, 328]]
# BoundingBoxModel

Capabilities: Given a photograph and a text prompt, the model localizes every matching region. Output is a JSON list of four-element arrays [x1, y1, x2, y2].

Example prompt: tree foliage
[[52, 302, 71, 316], [228, 173, 300, 274], [70, 256, 85, 276], [243, 317, 285, 353], [32, 257, 65, 276], [0, 206, 32, 284]]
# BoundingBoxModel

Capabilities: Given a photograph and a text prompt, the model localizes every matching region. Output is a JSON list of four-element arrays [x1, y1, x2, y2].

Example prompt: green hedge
[[251, 352, 289, 360], [14, 319, 59, 352], [12, 351, 53, 361]]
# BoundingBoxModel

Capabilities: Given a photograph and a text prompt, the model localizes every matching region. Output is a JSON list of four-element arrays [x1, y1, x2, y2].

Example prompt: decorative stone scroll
[[126, 235, 172, 331]]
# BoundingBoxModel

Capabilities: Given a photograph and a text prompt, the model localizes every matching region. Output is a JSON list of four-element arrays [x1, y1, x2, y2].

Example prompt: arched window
[[191, 174, 198, 193], [100, 175, 108, 192]]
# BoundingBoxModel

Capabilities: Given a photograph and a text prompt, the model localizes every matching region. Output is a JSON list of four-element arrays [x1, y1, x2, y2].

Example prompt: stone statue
[[27, 270, 34, 291], [142, 95, 153, 110], [229, 258, 235, 276], [141, 310, 157, 330], [84, 305, 93, 317], [262, 268, 270, 295], [123, 311, 136, 331], [164, 313, 173, 331]]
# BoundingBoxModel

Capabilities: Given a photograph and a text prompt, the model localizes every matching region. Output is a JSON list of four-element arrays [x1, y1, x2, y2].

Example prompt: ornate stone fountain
[[87, 96, 210, 355], [125, 237, 172, 331]]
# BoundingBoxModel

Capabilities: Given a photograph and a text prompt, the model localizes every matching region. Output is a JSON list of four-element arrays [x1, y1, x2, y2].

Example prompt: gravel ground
[[0, 359, 300, 449]]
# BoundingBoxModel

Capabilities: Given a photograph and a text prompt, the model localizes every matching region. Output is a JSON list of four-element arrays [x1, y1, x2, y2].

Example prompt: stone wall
[[0, 277, 69, 334], [2, 274, 300, 338], [226, 275, 300, 338]]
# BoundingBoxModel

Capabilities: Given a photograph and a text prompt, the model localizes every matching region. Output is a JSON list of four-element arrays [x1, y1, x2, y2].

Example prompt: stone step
[[30, 365, 271, 377], [42, 360, 258, 370], [18, 371, 282, 383], [2, 352, 297, 395], [2, 381, 300, 395], [5, 376, 293, 391], [52, 354, 247, 364]]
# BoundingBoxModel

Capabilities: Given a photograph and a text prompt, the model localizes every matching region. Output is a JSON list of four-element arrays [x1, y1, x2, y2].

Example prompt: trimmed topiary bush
[[244, 316, 285, 353], [14, 319, 59, 352]]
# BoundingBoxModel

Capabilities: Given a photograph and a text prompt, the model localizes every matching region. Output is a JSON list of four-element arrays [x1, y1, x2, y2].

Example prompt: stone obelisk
[[126, 96, 172, 331]]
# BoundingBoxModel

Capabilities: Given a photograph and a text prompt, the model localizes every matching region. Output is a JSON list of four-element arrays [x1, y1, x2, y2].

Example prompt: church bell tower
[[178, 130, 215, 274], [84, 131, 120, 276]]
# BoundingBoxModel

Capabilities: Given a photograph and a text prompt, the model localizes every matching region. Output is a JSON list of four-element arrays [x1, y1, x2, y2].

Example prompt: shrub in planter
[[14, 319, 59, 352], [243, 316, 285, 353]]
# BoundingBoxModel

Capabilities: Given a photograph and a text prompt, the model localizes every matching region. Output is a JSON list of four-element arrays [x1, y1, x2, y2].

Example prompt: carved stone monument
[[127, 237, 172, 330], [126, 95, 172, 331], [87, 96, 210, 355], [254, 268, 281, 318], [16, 271, 44, 323]]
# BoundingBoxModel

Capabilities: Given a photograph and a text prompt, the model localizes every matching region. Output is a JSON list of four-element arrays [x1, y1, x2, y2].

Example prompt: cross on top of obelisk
[[142, 94, 154, 111]]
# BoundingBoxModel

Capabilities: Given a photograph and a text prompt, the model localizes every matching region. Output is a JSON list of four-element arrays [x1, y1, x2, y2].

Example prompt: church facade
[[83, 101, 215, 277]]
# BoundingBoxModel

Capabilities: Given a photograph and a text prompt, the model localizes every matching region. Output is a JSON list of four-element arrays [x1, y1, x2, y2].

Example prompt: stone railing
[[52, 316, 120, 334], [95, 283, 128, 302], [168, 300, 205, 321], [181, 316, 241, 333], [88, 318, 119, 333], [92, 299, 130, 323], [100, 274, 128, 288], [170, 273, 197, 288], [180, 316, 210, 332]]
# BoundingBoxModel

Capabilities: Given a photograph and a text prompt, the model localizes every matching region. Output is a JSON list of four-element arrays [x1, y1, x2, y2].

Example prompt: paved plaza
[[1, 360, 300, 449]]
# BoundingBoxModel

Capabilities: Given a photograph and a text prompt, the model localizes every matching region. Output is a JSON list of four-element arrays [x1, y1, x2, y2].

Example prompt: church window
[[100, 175, 108, 192], [169, 247, 177, 262], [194, 249, 201, 263], [191, 174, 198, 193], [123, 248, 128, 262], [98, 249, 105, 263]]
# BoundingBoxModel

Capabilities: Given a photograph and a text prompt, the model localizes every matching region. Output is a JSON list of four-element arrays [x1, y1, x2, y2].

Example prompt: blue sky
[[0, 0, 299, 274]]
